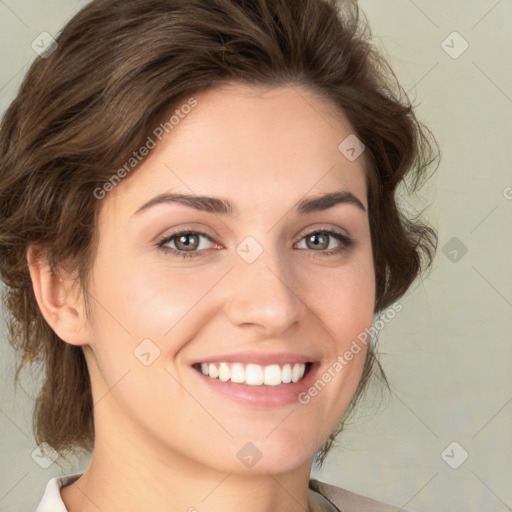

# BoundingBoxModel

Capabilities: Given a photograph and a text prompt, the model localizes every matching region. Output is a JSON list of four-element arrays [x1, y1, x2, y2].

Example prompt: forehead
[[105, 82, 368, 218]]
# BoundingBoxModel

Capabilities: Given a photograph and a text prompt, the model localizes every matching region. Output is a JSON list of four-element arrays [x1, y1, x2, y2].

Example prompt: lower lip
[[192, 363, 319, 407]]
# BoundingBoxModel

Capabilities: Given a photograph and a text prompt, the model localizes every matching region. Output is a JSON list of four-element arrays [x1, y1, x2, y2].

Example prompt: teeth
[[263, 364, 281, 386], [208, 363, 219, 379], [291, 363, 303, 383], [281, 363, 292, 383], [198, 362, 307, 386], [231, 363, 245, 383], [245, 364, 263, 385], [218, 362, 230, 382]]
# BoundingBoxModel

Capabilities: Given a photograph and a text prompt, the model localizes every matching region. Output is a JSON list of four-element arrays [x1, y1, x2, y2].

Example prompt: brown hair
[[0, 0, 439, 466]]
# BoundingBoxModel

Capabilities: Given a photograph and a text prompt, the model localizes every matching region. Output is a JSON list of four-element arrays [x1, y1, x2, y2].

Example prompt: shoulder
[[309, 478, 411, 512], [36, 472, 82, 512]]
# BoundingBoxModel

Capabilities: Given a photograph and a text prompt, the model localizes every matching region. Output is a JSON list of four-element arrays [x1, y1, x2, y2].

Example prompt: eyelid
[[157, 228, 220, 250], [297, 224, 350, 241]]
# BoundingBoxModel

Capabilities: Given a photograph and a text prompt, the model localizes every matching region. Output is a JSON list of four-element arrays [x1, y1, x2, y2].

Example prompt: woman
[[0, 0, 439, 510]]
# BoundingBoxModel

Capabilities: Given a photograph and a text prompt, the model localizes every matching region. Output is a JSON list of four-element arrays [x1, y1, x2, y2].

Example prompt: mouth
[[192, 361, 314, 386], [189, 351, 320, 407]]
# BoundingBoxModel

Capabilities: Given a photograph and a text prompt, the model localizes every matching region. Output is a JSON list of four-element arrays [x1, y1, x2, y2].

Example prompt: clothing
[[36, 473, 409, 512], [36, 473, 79, 512], [308, 479, 410, 511]]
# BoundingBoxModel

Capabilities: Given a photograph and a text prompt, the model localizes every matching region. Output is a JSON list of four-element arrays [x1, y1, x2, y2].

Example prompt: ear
[[27, 245, 90, 346]]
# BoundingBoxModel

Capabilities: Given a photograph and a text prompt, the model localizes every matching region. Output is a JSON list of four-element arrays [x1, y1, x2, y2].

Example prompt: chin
[[200, 432, 319, 476]]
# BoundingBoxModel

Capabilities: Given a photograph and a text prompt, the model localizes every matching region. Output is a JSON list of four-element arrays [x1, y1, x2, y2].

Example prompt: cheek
[[85, 252, 229, 383], [308, 257, 376, 344], [89, 246, 197, 335], [122, 263, 225, 338]]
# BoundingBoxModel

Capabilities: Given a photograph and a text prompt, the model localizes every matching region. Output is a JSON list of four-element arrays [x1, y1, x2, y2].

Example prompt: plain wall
[[1, 1, 511, 511]]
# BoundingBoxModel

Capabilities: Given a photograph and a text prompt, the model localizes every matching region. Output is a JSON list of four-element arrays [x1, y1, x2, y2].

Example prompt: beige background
[[1, 1, 511, 511]]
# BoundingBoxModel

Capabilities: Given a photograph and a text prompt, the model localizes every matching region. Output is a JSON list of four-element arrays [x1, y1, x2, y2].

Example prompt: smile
[[194, 362, 312, 386]]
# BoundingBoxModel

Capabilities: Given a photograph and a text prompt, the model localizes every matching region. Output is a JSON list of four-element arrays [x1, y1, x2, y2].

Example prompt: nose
[[223, 246, 304, 336]]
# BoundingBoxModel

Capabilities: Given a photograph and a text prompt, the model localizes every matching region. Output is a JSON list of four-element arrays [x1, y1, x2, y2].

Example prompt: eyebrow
[[132, 190, 366, 217]]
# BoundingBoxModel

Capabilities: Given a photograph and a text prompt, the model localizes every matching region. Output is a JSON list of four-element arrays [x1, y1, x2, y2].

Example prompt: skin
[[28, 82, 375, 512]]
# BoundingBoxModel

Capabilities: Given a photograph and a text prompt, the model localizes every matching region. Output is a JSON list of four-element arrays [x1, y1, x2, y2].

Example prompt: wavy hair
[[0, 0, 439, 466]]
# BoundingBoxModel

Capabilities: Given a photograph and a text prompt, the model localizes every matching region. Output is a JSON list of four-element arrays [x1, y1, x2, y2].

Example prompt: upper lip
[[190, 351, 317, 366]]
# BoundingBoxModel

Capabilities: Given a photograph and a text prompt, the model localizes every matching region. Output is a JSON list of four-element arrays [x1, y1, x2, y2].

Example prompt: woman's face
[[82, 83, 375, 474]]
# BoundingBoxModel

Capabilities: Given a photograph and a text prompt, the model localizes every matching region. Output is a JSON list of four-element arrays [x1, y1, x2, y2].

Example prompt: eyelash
[[156, 228, 354, 259]]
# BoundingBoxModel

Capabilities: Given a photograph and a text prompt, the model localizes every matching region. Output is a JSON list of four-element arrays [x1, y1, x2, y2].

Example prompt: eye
[[157, 230, 217, 259], [156, 228, 354, 259], [295, 230, 354, 256]]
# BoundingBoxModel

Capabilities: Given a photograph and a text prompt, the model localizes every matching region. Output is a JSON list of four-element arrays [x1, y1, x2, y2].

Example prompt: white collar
[[36, 472, 82, 512]]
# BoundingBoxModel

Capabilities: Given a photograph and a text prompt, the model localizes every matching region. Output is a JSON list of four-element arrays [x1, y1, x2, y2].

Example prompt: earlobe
[[27, 245, 89, 346]]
